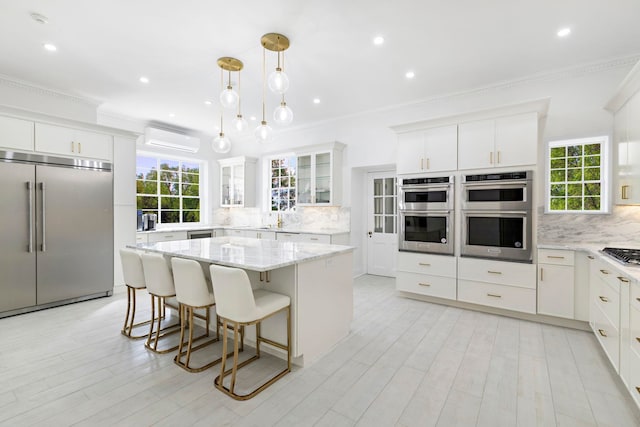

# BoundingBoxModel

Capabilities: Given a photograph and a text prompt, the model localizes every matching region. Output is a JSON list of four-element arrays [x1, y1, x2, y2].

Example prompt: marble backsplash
[[212, 206, 351, 230], [537, 205, 640, 244]]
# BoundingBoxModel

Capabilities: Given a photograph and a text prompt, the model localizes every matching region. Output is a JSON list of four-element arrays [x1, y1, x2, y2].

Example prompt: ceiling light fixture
[[255, 44, 273, 142], [213, 57, 242, 153], [43, 43, 57, 52], [139, 76, 149, 84], [313, 98, 321, 104], [373, 36, 384, 45], [231, 66, 248, 133], [405, 71, 415, 79], [204, 100, 212, 106], [557, 27, 571, 37], [262, 33, 293, 129]]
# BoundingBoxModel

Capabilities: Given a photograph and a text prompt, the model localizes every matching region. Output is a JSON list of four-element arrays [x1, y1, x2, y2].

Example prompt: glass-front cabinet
[[218, 156, 257, 207], [296, 142, 345, 206]]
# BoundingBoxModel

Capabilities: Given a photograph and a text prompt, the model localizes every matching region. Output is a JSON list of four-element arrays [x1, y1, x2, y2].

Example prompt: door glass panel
[[385, 216, 394, 234], [297, 155, 312, 203], [385, 197, 394, 215], [384, 178, 395, 195], [374, 215, 383, 233], [221, 166, 231, 204], [374, 178, 383, 196], [374, 197, 383, 214]]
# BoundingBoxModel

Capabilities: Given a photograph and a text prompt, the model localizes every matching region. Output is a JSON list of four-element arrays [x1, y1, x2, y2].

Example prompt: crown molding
[[604, 58, 640, 112], [0, 74, 101, 107]]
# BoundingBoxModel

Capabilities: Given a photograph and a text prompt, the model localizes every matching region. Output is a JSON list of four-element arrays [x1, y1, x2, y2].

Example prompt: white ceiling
[[1, 0, 640, 135]]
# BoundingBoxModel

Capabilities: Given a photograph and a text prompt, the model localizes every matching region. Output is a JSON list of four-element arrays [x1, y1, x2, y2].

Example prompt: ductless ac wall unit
[[144, 127, 201, 153]]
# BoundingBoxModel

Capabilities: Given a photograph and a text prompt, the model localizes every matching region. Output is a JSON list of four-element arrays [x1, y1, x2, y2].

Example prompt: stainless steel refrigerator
[[0, 150, 113, 317]]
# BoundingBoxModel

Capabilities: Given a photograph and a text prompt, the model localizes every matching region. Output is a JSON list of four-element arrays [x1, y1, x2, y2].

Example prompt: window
[[270, 156, 296, 211], [547, 136, 609, 213], [136, 154, 203, 224]]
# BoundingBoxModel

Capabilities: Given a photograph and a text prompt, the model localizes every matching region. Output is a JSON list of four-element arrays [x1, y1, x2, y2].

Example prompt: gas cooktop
[[602, 247, 640, 266]]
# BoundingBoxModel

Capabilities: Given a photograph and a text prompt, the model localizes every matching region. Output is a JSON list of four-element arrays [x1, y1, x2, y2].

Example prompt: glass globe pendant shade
[[232, 114, 248, 133], [212, 132, 231, 153], [268, 68, 289, 94], [219, 86, 239, 109], [254, 121, 273, 143], [273, 102, 293, 126]]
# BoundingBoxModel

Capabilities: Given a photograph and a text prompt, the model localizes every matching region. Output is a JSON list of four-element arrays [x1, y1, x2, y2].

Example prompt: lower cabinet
[[396, 252, 457, 300], [537, 249, 575, 319], [458, 280, 537, 313], [137, 231, 188, 244]]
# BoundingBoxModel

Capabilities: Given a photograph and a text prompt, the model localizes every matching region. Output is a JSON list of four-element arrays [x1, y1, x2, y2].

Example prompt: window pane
[[584, 197, 600, 210], [374, 179, 382, 196], [584, 183, 600, 196], [550, 147, 566, 158], [160, 160, 179, 171], [182, 198, 200, 210], [137, 168, 157, 180], [181, 161, 199, 173], [385, 197, 394, 215], [584, 144, 601, 155], [385, 178, 395, 196], [567, 169, 582, 181], [584, 167, 600, 181], [374, 216, 383, 233], [550, 184, 566, 197], [181, 172, 199, 184], [161, 211, 179, 223], [567, 197, 582, 210], [160, 182, 179, 195], [385, 216, 394, 234], [550, 198, 565, 210], [182, 184, 199, 196], [160, 170, 178, 182], [567, 157, 582, 168], [567, 184, 582, 197], [374, 197, 382, 214], [137, 196, 158, 209], [550, 170, 565, 182], [161, 197, 179, 209], [584, 155, 600, 167], [136, 180, 156, 194], [182, 211, 200, 222], [567, 145, 583, 157], [550, 158, 566, 169]]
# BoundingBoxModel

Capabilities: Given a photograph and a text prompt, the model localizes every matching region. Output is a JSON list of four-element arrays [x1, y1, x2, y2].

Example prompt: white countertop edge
[[137, 225, 350, 236], [538, 242, 640, 282]]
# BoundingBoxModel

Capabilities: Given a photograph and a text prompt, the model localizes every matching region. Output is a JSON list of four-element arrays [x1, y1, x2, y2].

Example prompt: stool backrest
[[141, 253, 175, 297], [119, 248, 145, 288], [209, 265, 256, 321], [171, 257, 211, 307]]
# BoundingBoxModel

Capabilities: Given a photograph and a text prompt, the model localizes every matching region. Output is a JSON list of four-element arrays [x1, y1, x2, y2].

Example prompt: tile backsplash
[[212, 206, 351, 230], [537, 205, 640, 243]]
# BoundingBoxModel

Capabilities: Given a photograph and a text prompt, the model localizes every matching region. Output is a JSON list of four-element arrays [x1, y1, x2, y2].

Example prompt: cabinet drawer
[[298, 233, 331, 244], [632, 282, 640, 312], [396, 272, 456, 300], [255, 231, 277, 240], [538, 249, 575, 266], [631, 305, 640, 359], [458, 280, 536, 314], [591, 303, 620, 372], [147, 231, 187, 243], [276, 232, 299, 242], [628, 348, 640, 408], [135, 234, 148, 244], [593, 276, 620, 328], [225, 229, 247, 237], [397, 252, 456, 277], [458, 257, 536, 289], [595, 264, 628, 292]]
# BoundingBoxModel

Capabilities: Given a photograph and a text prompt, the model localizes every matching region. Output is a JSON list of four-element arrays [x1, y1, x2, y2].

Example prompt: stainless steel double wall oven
[[461, 171, 533, 262], [399, 176, 454, 255]]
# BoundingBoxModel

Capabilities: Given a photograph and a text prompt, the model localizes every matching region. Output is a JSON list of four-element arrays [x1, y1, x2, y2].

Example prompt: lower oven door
[[461, 211, 532, 262], [399, 211, 454, 255]]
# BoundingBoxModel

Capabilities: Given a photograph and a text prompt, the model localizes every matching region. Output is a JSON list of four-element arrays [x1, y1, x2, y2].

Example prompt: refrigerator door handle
[[41, 182, 46, 252], [27, 181, 33, 253]]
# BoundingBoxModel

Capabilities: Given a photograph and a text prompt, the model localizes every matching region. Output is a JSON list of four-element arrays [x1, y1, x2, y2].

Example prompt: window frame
[[264, 152, 298, 213], [136, 150, 206, 226], [545, 136, 610, 214]]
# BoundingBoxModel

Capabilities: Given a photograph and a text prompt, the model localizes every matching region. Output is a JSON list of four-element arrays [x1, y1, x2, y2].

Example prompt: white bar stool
[[140, 253, 182, 353], [171, 257, 225, 372], [119, 248, 152, 339], [210, 265, 291, 401]]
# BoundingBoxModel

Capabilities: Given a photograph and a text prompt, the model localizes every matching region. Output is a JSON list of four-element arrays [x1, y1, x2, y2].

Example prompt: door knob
[[368, 231, 373, 238]]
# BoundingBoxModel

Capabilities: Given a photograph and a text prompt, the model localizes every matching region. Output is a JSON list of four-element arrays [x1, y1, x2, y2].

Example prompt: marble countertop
[[137, 225, 350, 236], [131, 236, 354, 272], [538, 241, 640, 282]]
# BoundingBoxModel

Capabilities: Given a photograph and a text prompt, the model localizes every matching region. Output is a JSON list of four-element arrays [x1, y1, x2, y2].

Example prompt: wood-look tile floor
[[1, 275, 639, 426]]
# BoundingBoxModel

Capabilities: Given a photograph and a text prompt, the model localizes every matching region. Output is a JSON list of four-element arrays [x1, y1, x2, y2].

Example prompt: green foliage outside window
[[270, 157, 297, 211], [136, 155, 202, 224]]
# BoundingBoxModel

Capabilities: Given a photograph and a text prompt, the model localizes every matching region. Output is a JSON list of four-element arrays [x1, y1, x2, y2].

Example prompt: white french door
[[366, 171, 398, 277]]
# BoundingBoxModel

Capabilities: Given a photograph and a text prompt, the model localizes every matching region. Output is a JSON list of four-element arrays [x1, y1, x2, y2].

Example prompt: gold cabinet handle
[[487, 293, 502, 298], [617, 276, 630, 283], [540, 267, 544, 281], [78, 142, 82, 153], [587, 255, 595, 260], [598, 329, 607, 337], [71, 141, 75, 152], [418, 282, 431, 287], [487, 270, 502, 275], [418, 262, 431, 266], [426, 158, 430, 169], [489, 151, 493, 164], [599, 269, 610, 275], [547, 255, 565, 259], [420, 158, 424, 170], [599, 296, 609, 303], [310, 237, 319, 241], [497, 151, 501, 164], [622, 185, 629, 200]]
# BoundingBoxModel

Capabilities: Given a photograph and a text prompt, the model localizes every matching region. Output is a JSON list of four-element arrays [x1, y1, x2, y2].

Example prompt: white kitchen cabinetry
[[589, 257, 622, 371], [0, 115, 34, 152], [145, 231, 188, 243], [396, 252, 457, 300], [458, 257, 537, 313], [35, 123, 113, 161], [537, 249, 575, 319], [612, 89, 640, 205], [627, 281, 640, 408], [247, 230, 277, 240], [296, 142, 344, 206], [458, 112, 537, 170], [396, 125, 457, 174], [219, 157, 256, 207]]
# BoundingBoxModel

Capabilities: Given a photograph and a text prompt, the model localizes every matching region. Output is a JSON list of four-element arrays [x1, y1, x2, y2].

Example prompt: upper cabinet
[[458, 112, 538, 170], [605, 60, 640, 205], [0, 116, 34, 152], [397, 125, 457, 174], [219, 156, 257, 207], [296, 142, 344, 206], [35, 123, 113, 161]]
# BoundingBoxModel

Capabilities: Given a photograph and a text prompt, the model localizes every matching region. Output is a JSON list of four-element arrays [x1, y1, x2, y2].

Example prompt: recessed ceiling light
[[405, 71, 415, 79], [30, 13, 49, 24], [43, 43, 57, 52], [139, 76, 149, 84], [169, 113, 175, 118], [204, 100, 212, 106], [313, 98, 321, 104], [373, 36, 384, 46], [249, 116, 257, 121], [557, 27, 571, 37]]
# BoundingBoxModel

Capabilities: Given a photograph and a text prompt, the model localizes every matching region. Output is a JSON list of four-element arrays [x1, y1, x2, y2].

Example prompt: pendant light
[[231, 70, 248, 133], [218, 57, 242, 110], [264, 33, 290, 94], [255, 44, 273, 142], [212, 115, 231, 153], [273, 94, 293, 126]]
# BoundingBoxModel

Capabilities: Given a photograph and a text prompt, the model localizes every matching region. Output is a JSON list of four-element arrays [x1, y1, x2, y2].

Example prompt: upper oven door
[[399, 211, 454, 255], [461, 180, 532, 211], [399, 184, 453, 211]]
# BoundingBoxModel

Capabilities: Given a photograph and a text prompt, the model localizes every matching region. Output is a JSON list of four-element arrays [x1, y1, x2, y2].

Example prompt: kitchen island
[[131, 237, 354, 367]]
